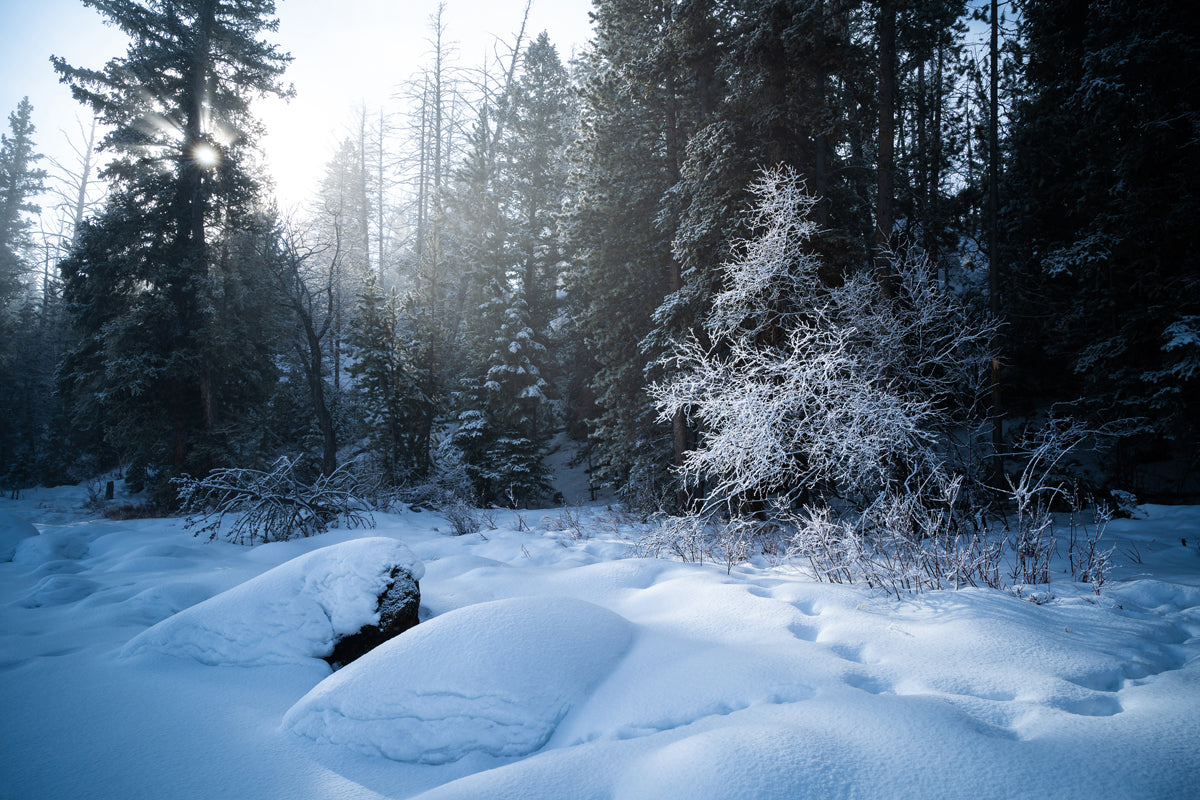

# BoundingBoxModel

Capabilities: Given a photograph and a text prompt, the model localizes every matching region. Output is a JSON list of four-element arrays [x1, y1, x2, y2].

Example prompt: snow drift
[[283, 595, 634, 763], [121, 537, 423, 666]]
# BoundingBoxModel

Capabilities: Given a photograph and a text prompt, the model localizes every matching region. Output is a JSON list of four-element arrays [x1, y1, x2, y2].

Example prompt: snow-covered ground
[[2, 483, 1198, 799]]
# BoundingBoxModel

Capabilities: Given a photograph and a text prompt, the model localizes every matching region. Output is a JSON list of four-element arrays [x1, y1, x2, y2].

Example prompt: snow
[[122, 537, 423, 667], [1, 485, 1199, 799], [0, 507, 39, 561], [284, 596, 633, 763]]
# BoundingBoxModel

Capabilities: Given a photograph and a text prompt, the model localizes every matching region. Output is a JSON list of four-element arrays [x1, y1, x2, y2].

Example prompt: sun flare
[[192, 141, 220, 168]]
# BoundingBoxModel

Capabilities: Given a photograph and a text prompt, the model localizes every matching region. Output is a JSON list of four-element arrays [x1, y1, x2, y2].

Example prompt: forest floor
[[1, 481, 1198, 799]]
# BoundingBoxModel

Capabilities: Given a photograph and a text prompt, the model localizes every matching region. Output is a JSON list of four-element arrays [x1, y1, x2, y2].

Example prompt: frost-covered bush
[[634, 513, 784, 574], [440, 499, 483, 536], [632, 514, 711, 564], [543, 504, 589, 540], [780, 487, 1004, 597], [651, 166, 995, 511], [174, 458, 374, 545], [643, 167, 1006, 593]]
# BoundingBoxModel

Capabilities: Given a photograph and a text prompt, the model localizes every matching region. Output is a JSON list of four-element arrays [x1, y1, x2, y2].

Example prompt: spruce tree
[[0, 98, 45, 313], [0, 98, 48, 486], [502, 32, 572, 334], [53, 0, 291, 487], [346, 277, 431, 485], [1008, 0, 1200, 475], [563, 0, 698, 504], [453, 291, 551, 505]]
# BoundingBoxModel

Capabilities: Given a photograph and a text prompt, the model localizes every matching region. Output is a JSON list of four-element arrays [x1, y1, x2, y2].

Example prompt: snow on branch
[[174, 458, 374, 545], [652, 165, 997, 511]]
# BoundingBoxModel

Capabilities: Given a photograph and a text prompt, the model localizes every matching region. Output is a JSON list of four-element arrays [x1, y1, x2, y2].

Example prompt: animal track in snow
[[787, 620, 821, 642], [843, 672, 892, 695]]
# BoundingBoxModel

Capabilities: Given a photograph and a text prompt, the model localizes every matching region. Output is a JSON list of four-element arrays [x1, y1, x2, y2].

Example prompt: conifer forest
[[1, 0, 1197, 523], [4, 4, 1200, 796]]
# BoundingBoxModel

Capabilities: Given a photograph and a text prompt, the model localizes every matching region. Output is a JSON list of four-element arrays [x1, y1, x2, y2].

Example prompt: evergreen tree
[[563, 0, 704, 504], [0, 98, 46, 312], [346, 277, 430, 484], [447, 89, 507, 363], [445, 34, 571, 504], [453, 290, 551, 505], [53, 0, 291, 487], [0, 98, 48, 487], [502, 32, 572, 334], [1007, 0, 1200, 481]]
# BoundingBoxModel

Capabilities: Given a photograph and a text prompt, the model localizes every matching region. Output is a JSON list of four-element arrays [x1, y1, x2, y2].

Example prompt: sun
[[192, 141, 220, 168]]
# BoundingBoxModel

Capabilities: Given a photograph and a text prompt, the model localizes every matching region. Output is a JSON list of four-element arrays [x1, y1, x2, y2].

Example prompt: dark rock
[[327, 565, 421, 668]]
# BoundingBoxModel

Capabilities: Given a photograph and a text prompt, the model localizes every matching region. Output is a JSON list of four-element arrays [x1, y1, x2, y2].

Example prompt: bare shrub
[[633, 513, 787, 574], [544, 504, 589, 541], [632, 514, 711, 564], [780, 483, 1004, 598], [441, 499, 483, 536], [479, 507, 498, 530], [174, 458, 373, 545], [1069, 503, 1115, 593]]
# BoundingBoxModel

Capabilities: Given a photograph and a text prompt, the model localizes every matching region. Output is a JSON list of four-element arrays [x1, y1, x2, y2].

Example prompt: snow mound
[[283, 596, 634, 764], [121, 537, 423, 666], [0, 508, 39, 561]]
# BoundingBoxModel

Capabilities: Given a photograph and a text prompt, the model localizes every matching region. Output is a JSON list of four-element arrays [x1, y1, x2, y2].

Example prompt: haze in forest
[[0, 0, 593, 207]]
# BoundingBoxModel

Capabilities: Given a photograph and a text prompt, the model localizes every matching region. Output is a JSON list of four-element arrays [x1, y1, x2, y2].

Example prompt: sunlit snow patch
[[121, 537, 423, 667], [283, 596, 634, 764]]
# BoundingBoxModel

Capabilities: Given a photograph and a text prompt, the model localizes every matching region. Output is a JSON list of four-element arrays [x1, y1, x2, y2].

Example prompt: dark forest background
[[0, 0, 1196, 512]]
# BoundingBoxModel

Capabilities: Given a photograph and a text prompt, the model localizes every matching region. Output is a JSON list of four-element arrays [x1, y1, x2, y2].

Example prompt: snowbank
[[0, 508, 39, 561], [2, 499, 1198, 799], [284, 595, 634, 763], [121, 537, 423, 666]]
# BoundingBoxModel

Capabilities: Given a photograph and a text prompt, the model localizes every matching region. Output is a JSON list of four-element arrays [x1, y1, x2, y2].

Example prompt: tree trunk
[[988, 0, 1004, 476], [875, 0, 896, 298], [301, 324, 338, 477], [661, 12, 692, 512]]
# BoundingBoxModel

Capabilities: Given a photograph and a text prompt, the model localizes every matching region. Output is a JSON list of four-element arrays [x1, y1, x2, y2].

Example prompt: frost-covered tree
[[653, 167, 995, 511]]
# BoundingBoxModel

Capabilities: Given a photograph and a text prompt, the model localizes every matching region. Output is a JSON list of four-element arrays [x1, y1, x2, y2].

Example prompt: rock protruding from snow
[[327, 564, 421, 666], [0, 508, 39, 561], [121, 537, 423, 667], [283, 596, 634, 764]]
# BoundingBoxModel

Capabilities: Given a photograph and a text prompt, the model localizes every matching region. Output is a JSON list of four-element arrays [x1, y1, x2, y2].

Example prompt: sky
[[0, 0, 596, 208]]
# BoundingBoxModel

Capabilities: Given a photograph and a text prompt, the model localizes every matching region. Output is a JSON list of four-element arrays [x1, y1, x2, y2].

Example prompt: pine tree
[[502, 32, 572, 334], [563, 0, 702, 504], [346, 277, 431, 484], [453, 290, 551, 505], [0, 98, 45, 313], [1007, 0, 1200, 476], [443, 33, 571, 505], [0, 98, 48, 486], [53, 0, 291, 487], [447, 88, 507, 362]]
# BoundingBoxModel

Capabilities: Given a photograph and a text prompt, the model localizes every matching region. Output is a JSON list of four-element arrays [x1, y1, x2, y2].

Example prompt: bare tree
[[267, 216, 345, 476], [37, 115, 106, 305]]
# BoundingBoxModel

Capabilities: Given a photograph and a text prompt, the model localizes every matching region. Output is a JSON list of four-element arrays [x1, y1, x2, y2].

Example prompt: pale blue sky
[[0, 0, 594, 207]]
